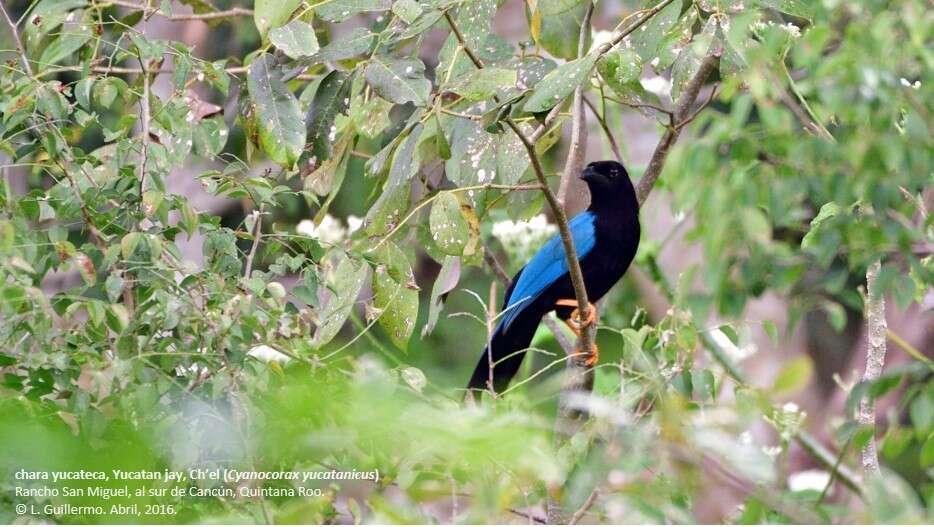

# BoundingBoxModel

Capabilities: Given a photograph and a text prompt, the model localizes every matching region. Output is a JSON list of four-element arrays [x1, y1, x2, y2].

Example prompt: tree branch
[[444, 11, 598, 372], [557, 0, 593, 207], [859, 259, 887, 475], [528, 0, 678, 144], [635, 50, 721, 205], [243, 205, 265, 280], [107, 0, 253, 21], [0, 0, 34, 77]]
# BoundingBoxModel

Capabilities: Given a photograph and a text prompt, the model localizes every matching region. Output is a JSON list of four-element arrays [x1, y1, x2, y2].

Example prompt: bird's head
[[580, 161, 637, 210]]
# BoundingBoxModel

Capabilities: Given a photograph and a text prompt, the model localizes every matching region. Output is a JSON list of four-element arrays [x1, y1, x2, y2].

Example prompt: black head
[[580, 161, 638, 211]]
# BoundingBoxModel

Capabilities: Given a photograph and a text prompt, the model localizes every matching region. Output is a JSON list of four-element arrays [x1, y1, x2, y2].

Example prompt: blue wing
[[499, 211, 597, 332]]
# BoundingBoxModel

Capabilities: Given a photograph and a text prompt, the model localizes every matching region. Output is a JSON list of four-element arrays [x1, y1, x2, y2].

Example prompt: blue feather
[[499, 211, 597, 332]]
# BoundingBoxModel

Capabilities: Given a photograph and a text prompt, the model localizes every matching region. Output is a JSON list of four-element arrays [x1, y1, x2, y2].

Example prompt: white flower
[[589, 30, 615, 53], [900, 77, 921, 90], [247, 345, 292, 364], [762, 445, 782, 459], [780, 22, 801, 38], [296, 219, 316, 237], [782, 402, 799, 413], [641, 75, 671, 99], [492, 214, 557, 262], [709, 327, 756, 362], [788, 469, 830, 492], [295, 214, 347, 245], [346, 215, 364, 234]]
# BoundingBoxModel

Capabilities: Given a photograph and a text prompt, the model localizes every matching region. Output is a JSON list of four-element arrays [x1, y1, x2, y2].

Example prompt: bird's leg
[[554, 299, 599, 366]]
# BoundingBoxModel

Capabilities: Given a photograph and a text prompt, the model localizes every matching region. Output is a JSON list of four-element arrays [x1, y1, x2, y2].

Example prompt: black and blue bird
[[467, 160, 641, 394]]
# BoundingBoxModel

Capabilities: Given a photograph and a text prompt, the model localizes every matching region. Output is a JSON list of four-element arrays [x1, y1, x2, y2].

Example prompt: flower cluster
[[491, 214, 558, 265], [296, 214, 363, 245]]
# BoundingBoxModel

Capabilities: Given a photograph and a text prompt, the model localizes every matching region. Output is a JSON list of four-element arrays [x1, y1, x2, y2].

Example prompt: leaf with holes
[[247, 54, 306, 166], [370, 242, 419, 350], [316, 0, 392, 22], [270, 20, 319, 59], [364, 56, 432, 106], [313, 252, 369, 348], [449, 68, 517, 101], [429, 192, 470, 256], [522, 52, 598, 112], [254, 0, 302, 36]]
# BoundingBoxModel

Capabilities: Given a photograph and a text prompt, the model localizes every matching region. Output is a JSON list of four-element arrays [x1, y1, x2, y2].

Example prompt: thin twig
[[137, 55, 151, 199], [107, 0, 253, 21], [568, 488, 599, 525], [556, 0, 594, 208], [527, 0, 679, 144], [0, 0, 34, 77], [635, 50, 722, 205], [859, 259, 887, 475], [582, 95, 623, 163], [243, 205, 265, 279]]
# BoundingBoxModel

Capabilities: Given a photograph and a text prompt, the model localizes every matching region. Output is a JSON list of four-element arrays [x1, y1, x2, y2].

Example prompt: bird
[[467, 160, 641, 394]]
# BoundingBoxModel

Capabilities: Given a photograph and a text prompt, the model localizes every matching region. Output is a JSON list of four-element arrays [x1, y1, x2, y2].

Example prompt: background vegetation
[[0, 0, 932, 523]]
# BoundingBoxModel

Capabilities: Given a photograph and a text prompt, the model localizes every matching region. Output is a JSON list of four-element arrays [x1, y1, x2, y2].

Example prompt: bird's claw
[[577, 343, 599, 367], [555, 298, 598, 331]]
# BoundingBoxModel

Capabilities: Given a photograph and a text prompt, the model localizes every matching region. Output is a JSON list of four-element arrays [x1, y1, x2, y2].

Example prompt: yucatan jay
[[467, 160, 641, 394]]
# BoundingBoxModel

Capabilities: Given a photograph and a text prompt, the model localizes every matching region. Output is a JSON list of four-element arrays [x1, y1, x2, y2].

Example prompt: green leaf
[[598, 48, 643, 88], [436, 0, 497, 82], [771, 355, 813, 394], [422, 255, 460, 336], [755, 0, 813, 20], [910, 393, 934, 436], [630, 0, 683, 62], [522, 52, 598, 112], [254, 0, 302, 36], [921, 434, 934, 467], [801, 201, 840, 250], [527, 0, 589, 60], [305, 70, 353, 164], [429, 192, 470, 256], [192, 116, 228, 157], [371, 242, 419, 350], [269, 20, 319, 59], [316, 0, 392, 22], [313, 252, 368, 347], [39, 23, 91, 66], [311, 28, 376, 62], [449, 68, 517, 101], [247, 54, 306, 166], [364, 56, 432, 106], [121, 232, 142, 260], [392, 0, 423, 23]]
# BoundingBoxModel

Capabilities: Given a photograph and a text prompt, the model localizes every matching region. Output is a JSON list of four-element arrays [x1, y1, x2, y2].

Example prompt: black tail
[[466, 307, 543, 394]]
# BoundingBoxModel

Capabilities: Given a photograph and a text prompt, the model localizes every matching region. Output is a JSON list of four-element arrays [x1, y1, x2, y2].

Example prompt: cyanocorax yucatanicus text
[[467, 160, 641, 394]]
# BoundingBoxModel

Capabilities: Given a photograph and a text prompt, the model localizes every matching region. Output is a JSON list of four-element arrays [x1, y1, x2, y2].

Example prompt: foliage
[[0, 0, 931, 523]]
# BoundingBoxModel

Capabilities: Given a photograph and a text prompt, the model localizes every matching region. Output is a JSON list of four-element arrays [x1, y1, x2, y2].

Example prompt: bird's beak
[[580, 167, 595, 181]]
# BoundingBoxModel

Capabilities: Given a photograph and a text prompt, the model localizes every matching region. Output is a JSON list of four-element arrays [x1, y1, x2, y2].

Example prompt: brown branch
[[444, 11, 597, 370], [137, 55, 151, 199], [568, 487, 599, 525], [0, 0, 34, 77], [243, 205, 265, 279], [556, 0, 593, 207], [859, 260, 887, 475], [528, 0, 679, 144], [635, 50, 721, 205], [107, 0, 253, 21]]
